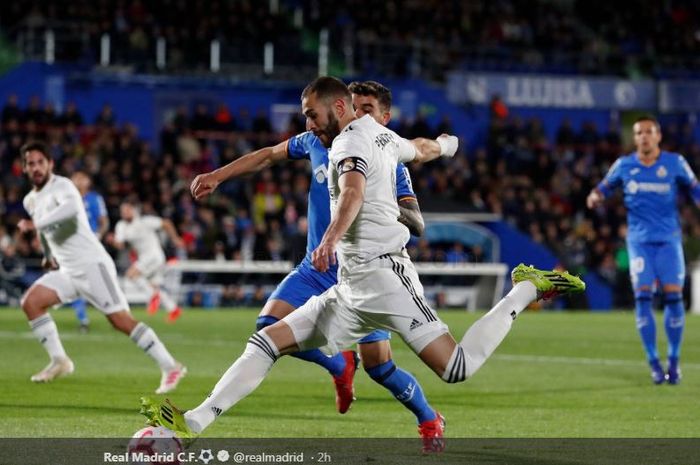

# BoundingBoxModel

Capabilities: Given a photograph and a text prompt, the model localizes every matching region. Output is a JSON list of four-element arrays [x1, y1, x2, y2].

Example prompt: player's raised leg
[[417, 264, 585, 384], [359, 335, 444, 453], [21, 280, 74, 382]]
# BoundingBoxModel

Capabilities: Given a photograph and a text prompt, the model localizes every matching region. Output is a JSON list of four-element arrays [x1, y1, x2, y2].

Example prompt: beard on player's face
[[317, 109, 341, 148], [30, 168, 50, 188]]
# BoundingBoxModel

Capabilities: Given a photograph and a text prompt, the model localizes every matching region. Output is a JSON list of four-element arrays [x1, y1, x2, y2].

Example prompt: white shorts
[[135, 254, 166, 286], [35, 261, 130, 314], [284, 250, 449, 355]]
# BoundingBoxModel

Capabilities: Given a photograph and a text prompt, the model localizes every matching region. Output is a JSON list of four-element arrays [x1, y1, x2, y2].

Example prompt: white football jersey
[[114, 215, 165, 262], [23, 174, 112, 274], [328, 114, 416, 263]]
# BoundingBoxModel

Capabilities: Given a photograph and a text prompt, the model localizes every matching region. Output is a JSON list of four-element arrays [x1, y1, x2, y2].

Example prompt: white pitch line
[[1, 330, 698, 370], [494, 353, 700, 370]]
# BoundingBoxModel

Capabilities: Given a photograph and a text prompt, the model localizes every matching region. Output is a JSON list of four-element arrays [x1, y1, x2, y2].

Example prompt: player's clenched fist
[[312, 240, 337, 272], [190, 172, 220, 200]]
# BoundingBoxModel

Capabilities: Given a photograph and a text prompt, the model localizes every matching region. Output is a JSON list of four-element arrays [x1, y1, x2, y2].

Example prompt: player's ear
[[382, 111, 391, 125], [334, 97, 350, 118]]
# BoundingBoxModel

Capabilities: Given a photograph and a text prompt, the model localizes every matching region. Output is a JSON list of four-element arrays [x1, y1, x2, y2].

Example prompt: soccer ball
[[127, 426, 183, 465]]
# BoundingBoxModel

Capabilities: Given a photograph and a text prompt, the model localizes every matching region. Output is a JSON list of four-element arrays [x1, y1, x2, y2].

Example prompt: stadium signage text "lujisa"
[[447, 72, 657, 110]]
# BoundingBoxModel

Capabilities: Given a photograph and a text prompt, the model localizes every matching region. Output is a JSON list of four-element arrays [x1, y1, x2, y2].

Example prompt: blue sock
[[366, 359, 435, 424], [71, 299, 89, 324], [634, 291, 658, 362], [255, 315, 346, 376], [663, 292, 684, 360]]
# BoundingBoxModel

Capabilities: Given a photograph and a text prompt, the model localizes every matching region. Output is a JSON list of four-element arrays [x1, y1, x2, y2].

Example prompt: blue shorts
[[627, 240, 685, 290], [269, 260, 391, 344]]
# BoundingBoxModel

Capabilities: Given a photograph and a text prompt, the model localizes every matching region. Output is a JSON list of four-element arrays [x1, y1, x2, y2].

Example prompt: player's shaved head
[[301, 76, 351, 105], [348, 81, 392, 112]]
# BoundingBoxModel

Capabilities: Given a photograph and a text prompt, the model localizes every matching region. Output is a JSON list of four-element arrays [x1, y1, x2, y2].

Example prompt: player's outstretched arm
[[161, 218, 185, 249], [312, 171, 366, 272], [398, 197, 425, 236], [190, 140, 289, 200], [33, 196, 81, 230], [411, 134, 458, 163]]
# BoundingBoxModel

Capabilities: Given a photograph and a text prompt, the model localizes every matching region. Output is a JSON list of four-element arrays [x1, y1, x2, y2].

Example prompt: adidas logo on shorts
[[409, 319, 423, 331], [211, 407, 223, 417]]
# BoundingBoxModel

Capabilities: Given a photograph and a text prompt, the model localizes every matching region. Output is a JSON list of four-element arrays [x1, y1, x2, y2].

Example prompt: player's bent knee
[[255, 315, 280, 331], [359, 341, 392, 369], [258, 321, 299, 355], [259, 299, 296, 322], [21, 286, 56, 318], [441, 346, 468, 384], [634, 289, 652, 301]]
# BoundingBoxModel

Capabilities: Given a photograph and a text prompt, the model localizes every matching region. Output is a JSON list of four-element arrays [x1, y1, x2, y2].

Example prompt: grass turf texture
[[0, 307, 697, 438]]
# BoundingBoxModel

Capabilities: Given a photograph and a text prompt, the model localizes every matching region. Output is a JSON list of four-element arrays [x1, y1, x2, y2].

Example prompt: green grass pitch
[[0, 307, 697, 438]]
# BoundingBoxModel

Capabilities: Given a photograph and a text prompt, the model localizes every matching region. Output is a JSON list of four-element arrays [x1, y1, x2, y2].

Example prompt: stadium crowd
[[2, 1, 700, 78], [3, 94, 700, 307]]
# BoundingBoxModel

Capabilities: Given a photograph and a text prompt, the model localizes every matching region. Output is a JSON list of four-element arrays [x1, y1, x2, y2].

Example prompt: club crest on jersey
[[313, 165, 328, 184], [656, 166, 667, 178], [340, 158, 356, 173]]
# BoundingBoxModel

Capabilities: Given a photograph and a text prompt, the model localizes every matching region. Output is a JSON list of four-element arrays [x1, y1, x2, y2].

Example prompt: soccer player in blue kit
[[190, 81, 451, 446], [70, 170, 110, 332], [587, 116, 699, 385]]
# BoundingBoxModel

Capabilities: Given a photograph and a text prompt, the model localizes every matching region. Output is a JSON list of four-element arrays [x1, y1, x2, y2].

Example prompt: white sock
[[130, 322, 176, 371], [30, 314, 68, 361], [159, 290, 178, 312], [443, 281, 537, 383], [184, 332, 279, 433]]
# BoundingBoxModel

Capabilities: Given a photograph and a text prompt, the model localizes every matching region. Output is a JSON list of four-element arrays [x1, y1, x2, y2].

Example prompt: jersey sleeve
[[597, 158, 624, 197], [396, 136, 417, 163], [141, 215, 164, 231], [676, 155, 700, 203], [34, 179, 82, 229], [329, 132, 371, 178], [286, 132, 312, 160], [395, 163, 416, 199]]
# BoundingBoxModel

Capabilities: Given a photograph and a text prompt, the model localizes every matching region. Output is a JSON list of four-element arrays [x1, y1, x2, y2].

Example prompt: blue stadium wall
[[1, 62, 615, 308]]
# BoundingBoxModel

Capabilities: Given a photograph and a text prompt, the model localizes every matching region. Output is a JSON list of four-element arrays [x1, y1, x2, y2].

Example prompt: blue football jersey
[[597, 151, 698, 243], [286, 131, 417, 262], [396, 163, 416, 200], [83, 190, 107, 234]]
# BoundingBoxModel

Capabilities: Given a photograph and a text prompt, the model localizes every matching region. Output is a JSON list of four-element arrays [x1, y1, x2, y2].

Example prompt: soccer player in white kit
[[142, 78, 584, 449], [18, 141, 187, 393], [111, 200, 184, 323]]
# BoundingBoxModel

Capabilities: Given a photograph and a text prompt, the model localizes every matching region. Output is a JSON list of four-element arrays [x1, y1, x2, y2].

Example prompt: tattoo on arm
[[397, 197, 425, 237]]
